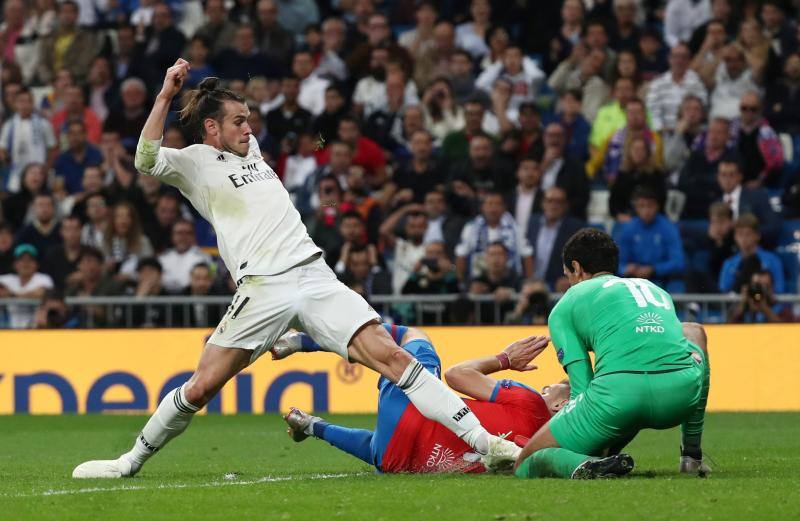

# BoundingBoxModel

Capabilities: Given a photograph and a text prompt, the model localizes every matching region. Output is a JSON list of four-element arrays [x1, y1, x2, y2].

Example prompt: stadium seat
[[779, 220, 800, 247]]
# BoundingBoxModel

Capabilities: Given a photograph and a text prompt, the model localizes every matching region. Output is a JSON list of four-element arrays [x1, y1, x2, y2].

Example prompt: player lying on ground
[[73, 60, 518, 478], [505, 228, 711, 479], [272, 324, 566, 473]]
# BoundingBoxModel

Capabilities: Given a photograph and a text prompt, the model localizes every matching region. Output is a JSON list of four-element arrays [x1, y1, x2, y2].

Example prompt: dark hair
[[632, 185, 659, 203], [734, 213, 760, 232], [340, 210, 363, 223], [137, 257, 163, 273], [348, 242, 368, 255], [78, 246, 105, 263], [562, 88, 583, 102], [562, 228, 619, 275], [179, 77, 246, 142], [486, 241, 508, 254]]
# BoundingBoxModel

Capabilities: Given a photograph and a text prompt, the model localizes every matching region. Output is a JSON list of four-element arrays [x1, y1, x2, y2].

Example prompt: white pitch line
[[5, 472, 368, 499]]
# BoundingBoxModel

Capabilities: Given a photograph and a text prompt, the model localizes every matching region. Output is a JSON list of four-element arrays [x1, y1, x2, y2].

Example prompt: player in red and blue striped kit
[[273, 324, 569, 473]]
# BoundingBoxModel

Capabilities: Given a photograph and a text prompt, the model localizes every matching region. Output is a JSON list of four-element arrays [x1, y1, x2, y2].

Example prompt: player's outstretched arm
[[444, 335, 549, 401], [134, 59, 190, 174]]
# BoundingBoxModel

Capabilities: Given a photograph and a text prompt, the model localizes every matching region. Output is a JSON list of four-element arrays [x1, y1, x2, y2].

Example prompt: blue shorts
[[371, 338, 441, 468]]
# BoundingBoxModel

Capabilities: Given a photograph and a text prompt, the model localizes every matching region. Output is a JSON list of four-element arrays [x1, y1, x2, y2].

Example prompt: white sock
[[122, 385, 199, 473], [397, 359, 490, 454]]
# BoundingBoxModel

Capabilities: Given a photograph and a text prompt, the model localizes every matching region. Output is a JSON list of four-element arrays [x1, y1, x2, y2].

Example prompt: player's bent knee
[[682, 322, 708, 352], [183, 376, 219, 407]]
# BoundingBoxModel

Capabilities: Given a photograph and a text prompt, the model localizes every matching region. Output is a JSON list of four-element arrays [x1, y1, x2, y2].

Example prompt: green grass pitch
[[1, 413, 798, 520]]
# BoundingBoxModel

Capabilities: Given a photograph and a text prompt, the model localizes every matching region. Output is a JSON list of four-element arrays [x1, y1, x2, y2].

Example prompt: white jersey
[[136, 135, 321, 281]]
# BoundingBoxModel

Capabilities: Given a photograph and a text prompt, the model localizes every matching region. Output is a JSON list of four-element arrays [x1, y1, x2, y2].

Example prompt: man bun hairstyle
[[179, 77, 246, 142], [562, 228, 619, 275]]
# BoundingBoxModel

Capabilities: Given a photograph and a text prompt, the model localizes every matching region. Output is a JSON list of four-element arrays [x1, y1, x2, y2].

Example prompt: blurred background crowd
[[0, 0, 798, 329]]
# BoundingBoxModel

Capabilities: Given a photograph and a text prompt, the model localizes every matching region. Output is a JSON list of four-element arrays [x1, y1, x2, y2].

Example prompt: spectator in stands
[[15, 193, 61, 257], [764, 52, 800, 135], [33, 289, 81, 329], [613, 50, 644, 95], [664, 0, 711, 49], [342, 165, 382, 244], [678, 117, 733, 219], [730, 92, 784, 187], [449, 134, 515, 201], [761, 0, 796, 64], [112, 25, 137, 82], [689, 0, 737, 53], [132, 3, 186, 89], [413, 21, 459, 90], [305, 175, 344, 264], [293, 49, 329, 116], [194, 0, 236, 58], [81, 192, 108, 249], [42, 215, 82, 290], [86, 57, 117, 123], [158, 219, 212, 294], [548, 43, 611, 122], [729, 269, 793, 323], [421, 78, 464, 145], [184, 36, 216, 90], [103, 201, 154, 279], [50, 85, 102, 145], [387, 130, 442, 206], [440, 99, 493, 164], [583, 19, 617, 80], [0, 224, 13, 274], [541, 0, 583, 75], [527, 186, 584, 291], [65, 248, 121, 327], [608, 0, 641, 52], [346, 12, 413, 82], [3, 163, 49, 231], [398, 1, 437, 61], [379, 204, 428, 294], [312, 85, 348, 147], [338, 242, 391, 300], [265, 75, 313, 157], [511, 102, 544, 161], [144, 192, 181, 254], [130, 257, 169, 327], [504, 278, 551, 325], [477, 46, 545, 121], [401, 240, 459, 296], [715, 159, 780, 247], [174, 263, 227, 327], [315, 17, 348, 82], [456, 0, 491, 61], [590, 77, 636, 152], [539, 122, 590, 220], [455, 192, 533, 284], [53, 120, 102, 195], [37, 0, 98, 84], [214, 24, 278, 83], [704, 202, 736, 290], [322, 116, 386, 188], [0, 1, 27, 70], [709, 44, 760, 120], [719, 213, 784, 294], [0, 88, 57, 193], [637, 28, 669, 82], [468, 241, 520, 321], [103, 78, 150, 153], [421, 190, 464, 258], [0, 244, 54, 329], [610, 135, 667, 222], [480, 25, 511, 71], [737, 19, 770, 84], [645, 42, 708, 133], [663, 94, 707, 176], [552, 89, 590, 161], [333, 210, 373, 271], [690, 19, 728, 90], [63, 165, 107, 219], [506, 157, 543, 232], [618, 186, 686, 292], [354, 47, 408, 119], [255, 0, 294, 66]]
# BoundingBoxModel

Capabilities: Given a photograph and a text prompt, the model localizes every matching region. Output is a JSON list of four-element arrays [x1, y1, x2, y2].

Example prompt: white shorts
[[208, 256, 381, 362]]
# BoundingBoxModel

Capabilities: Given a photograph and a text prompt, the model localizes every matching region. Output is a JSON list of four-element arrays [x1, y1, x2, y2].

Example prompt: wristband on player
[[496, 352, 511, 370]]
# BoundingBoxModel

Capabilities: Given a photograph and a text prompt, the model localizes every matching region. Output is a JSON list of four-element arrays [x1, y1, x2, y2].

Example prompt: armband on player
[[496, 352, 511, 370], [134, 137, 162, 174]]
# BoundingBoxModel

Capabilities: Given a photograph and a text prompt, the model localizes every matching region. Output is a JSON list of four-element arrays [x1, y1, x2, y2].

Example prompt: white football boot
[[679, 455, 711, 477], [72, 455, 136, 479], [480, 435, 522, 472], [270, 331, 305, 360]]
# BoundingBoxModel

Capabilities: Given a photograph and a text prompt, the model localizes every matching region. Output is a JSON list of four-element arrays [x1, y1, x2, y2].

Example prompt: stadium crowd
[[0, 0, 798, 329]]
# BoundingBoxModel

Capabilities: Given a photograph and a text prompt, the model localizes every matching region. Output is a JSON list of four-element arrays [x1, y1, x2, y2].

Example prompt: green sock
[[681, 352, 710, 459], [515, 448, 595, 479]]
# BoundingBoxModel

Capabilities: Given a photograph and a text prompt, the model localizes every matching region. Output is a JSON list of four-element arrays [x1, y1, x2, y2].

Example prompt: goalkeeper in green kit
[[512, 228, 711, 479]]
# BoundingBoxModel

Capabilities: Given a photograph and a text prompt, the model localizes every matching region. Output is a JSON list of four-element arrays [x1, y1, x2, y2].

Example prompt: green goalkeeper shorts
[[549, 363, 703, 456]]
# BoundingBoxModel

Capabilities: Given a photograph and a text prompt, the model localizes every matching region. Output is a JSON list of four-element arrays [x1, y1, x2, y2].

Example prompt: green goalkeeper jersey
[[548, 274, 694, 384]]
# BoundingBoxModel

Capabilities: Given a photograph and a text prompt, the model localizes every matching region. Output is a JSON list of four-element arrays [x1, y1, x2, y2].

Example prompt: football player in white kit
[[73, 60, 520, 478]]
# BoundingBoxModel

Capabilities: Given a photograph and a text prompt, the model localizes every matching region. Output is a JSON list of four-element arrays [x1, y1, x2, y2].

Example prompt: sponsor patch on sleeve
[[557, 348, 565, 363]]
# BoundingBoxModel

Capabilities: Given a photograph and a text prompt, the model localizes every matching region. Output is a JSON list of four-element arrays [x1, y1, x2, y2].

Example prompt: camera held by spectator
[[729, 269, 791, 324], [505, 278, 551, 325]]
